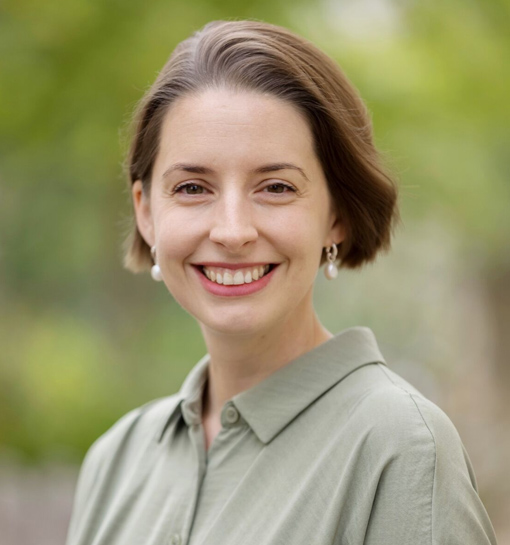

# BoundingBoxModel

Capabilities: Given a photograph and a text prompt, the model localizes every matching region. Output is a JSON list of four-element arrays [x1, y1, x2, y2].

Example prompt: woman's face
[[132, 88, 345, 336]]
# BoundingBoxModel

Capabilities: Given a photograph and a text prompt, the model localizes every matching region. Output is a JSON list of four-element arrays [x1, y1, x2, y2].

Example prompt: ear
[[326, 213, 347, 247], [132, 180, 155, 246]]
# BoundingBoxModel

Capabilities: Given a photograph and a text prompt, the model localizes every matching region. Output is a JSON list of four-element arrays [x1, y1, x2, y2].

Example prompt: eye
[[172, 182, 206, 195], [264, 182, 296, 194], [171, 181, 296, 196]]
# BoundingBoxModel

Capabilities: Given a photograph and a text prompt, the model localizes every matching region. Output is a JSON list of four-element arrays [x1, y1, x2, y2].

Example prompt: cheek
[[271, 212, 323, 267], [154, 211, 201, 262]]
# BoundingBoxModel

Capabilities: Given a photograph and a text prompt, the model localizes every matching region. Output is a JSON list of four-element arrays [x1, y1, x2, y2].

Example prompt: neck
[[199, 303, 333, 422]]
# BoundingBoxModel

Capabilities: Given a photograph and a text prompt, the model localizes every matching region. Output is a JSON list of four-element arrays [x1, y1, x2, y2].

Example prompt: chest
[[76, 413, 385, 545]]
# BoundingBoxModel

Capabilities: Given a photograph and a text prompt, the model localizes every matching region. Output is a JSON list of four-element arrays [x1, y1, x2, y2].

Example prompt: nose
[[208, 192, 258, 252]]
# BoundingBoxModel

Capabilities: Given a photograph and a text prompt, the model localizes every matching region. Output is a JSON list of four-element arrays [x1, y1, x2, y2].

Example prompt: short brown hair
[[122, 19, 401, 273]]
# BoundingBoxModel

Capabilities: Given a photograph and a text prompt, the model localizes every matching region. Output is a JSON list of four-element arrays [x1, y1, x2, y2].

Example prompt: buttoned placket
[[159, 397, 204, 545], [166, 397, 245, 545]]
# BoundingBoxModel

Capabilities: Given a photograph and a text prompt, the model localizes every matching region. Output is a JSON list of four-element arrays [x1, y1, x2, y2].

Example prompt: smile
[[192, 263, 279, 297], [201, 264, 275, 285]]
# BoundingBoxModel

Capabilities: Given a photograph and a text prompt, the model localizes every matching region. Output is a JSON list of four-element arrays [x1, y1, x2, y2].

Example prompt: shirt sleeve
[[363, 391, 498, 545]]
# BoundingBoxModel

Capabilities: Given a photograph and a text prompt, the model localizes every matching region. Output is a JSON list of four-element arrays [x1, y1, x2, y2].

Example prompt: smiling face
[[132, 87, 345, 337]]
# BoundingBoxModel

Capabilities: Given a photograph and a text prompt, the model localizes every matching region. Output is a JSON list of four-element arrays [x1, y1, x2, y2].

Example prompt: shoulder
[[97, 394, 181, 443], [78, 394, 181, 486], [355, 365, 497, 544], [66, 395, 181, 542], [355, 366, 498, 544], [352, 363, 470, 472]]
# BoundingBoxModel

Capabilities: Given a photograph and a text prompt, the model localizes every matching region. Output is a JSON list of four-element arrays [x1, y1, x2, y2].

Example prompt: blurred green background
[[1, 0, 509, 542]]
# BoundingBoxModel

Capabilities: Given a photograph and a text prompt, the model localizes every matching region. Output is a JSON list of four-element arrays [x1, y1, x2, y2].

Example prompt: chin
[[198, 311, 273, 337]]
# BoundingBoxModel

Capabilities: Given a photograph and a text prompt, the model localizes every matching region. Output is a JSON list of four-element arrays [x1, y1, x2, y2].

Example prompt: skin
[[132, 87, 346, 449]]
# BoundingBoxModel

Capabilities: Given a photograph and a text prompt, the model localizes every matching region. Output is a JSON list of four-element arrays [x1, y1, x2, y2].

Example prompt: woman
[[66, 19, 498, 545]]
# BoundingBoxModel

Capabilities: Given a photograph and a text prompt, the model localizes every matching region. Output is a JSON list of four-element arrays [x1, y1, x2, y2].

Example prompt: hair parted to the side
[[122, 19, 401, 273]]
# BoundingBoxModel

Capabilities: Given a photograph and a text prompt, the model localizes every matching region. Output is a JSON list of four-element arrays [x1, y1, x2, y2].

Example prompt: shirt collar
[[157, 326, 386, 445], [156, 352, 210, 443]]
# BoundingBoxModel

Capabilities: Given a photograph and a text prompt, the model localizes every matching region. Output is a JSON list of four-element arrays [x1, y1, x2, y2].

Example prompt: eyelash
[[171, 182, 297, 196]]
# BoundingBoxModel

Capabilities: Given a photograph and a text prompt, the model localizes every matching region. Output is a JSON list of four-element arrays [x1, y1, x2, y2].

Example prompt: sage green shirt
[[66, 326, 498, 545]]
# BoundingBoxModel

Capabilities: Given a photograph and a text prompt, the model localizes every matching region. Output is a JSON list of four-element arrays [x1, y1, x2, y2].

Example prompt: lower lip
[[192, 265, 279, 297]]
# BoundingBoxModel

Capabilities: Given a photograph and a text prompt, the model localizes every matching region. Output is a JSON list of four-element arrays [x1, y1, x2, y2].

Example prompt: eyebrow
[[162, 162, 311, 183]]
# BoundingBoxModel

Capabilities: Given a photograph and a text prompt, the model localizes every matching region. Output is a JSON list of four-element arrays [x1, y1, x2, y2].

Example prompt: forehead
[[155, 88, 316, 167]]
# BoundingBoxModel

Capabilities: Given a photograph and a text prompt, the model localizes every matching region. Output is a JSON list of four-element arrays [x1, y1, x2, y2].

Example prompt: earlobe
[[132, 180, 154, 246]]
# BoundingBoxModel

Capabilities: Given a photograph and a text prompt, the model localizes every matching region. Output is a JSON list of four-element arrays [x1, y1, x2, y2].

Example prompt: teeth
[[203, 264, 271, 285], [223, 271, 233, 285]]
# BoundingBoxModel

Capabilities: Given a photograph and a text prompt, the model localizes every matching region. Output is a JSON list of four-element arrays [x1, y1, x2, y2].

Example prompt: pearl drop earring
[[324, 243, 339, 280], [150, 245, 163, 282]]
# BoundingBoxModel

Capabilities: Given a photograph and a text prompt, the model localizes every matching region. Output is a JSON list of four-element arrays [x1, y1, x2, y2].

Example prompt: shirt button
[[224, 405, 240, 424], [169, 534, 181, 545]]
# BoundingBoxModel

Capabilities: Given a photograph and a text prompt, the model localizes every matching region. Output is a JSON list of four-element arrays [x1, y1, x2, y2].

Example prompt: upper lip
[[194, 262, 277, 270]]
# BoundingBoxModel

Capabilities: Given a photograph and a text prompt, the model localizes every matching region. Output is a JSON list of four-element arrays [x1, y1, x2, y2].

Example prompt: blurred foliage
[[0, 0, 508, 462], [294, 0, 510, 258]]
